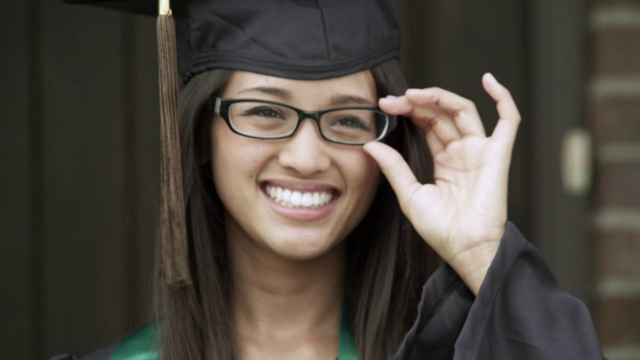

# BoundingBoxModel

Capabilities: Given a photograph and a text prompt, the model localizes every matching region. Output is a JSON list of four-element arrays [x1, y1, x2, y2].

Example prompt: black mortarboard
[[62, 0, 401, 286], [65, 0, 400, 81]]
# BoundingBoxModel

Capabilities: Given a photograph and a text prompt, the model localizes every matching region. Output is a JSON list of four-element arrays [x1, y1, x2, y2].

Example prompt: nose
[[278, 118, 331, 176]]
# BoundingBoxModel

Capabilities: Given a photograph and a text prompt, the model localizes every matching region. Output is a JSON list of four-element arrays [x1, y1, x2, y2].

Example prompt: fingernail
[[485, 72, 498, 84], [385, 95, 397, 99]]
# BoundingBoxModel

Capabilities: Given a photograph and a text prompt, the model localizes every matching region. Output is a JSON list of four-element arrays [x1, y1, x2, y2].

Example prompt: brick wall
[[589, 1, 640, 359]]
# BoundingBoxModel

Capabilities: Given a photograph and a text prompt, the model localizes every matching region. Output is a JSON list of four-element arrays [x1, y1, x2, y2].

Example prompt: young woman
[[57, 0, 604, 359], [164, 60, 516, 359]]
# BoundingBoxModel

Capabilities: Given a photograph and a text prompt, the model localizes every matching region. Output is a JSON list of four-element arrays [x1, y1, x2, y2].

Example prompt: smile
[[265, 185, 334, 208]]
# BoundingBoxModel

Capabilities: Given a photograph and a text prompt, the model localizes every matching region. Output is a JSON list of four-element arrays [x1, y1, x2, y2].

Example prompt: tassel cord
[[158, 13, 191, 286]]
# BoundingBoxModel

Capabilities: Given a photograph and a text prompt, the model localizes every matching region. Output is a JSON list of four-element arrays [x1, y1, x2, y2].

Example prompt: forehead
[[221, 70, 378, 104]]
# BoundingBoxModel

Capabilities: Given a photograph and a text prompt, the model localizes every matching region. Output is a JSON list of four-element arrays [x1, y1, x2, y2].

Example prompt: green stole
[[110, 311, 357, 360]]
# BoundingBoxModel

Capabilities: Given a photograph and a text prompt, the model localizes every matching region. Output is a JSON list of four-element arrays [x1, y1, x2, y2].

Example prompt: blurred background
[[1, 0, 639, 359]]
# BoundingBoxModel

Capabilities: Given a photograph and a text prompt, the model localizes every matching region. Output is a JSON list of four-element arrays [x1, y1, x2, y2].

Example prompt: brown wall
[[0, 2, 158, 358], [3, 0, 634, 358], [589, 0, 640, 358]]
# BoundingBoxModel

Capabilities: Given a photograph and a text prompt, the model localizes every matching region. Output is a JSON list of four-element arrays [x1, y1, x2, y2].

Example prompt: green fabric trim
[[110, 323, 159, 360], [110, 311, 357, 360], [338, 306, 358, 360]]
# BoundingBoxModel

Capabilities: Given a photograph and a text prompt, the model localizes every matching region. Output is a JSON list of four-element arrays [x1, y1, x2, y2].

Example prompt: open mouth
[[264, 184, 337, 209]]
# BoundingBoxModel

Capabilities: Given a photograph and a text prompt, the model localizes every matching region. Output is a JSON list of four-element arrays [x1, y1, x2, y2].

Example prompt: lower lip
[[263, 191, 336, 221]]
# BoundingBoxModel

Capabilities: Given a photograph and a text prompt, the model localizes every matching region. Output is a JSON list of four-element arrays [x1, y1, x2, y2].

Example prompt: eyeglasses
[[207, 97, 397, 146]]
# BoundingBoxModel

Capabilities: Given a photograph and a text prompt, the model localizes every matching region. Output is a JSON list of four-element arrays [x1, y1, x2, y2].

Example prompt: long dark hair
[[154, 60, 439, 360]]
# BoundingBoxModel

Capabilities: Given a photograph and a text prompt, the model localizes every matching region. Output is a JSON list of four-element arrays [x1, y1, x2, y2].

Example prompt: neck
[[228, 230, 346, 359]]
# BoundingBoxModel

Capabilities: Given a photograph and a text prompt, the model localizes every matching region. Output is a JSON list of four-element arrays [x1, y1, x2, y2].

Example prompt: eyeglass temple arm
[[212, 97, 222, 114]]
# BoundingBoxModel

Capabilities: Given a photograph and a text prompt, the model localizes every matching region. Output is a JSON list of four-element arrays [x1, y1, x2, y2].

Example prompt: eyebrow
[[329, 94, 376, 107], [237, 86, 292, 100], [236, 86, 376, 107]]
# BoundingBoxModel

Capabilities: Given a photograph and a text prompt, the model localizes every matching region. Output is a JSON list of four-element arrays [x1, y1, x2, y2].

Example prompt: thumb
[[363, 141, 420, 213]]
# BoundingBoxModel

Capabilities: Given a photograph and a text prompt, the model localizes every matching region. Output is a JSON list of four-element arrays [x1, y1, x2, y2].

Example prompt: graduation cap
[[62, 0, 401, 286]]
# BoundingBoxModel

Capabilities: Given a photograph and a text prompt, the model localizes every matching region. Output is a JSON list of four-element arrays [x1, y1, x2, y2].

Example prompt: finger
[[362, 141, 420, 210], [425, 126, 445, 156], [379, 95, 413, 116], [380, 96, 445, 155], [406, 88, 486, 138], [381, 93, 461, 147], [482, 73, 521, 152], [403, 89, 462, 145]]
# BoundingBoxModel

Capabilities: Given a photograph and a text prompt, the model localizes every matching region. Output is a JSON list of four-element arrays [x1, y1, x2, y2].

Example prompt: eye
[[333, 116, 370, 130], [244, 106, 286, 119]]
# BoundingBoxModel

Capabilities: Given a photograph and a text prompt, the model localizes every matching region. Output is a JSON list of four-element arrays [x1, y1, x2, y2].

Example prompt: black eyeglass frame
[[206, 96, 398, 146]]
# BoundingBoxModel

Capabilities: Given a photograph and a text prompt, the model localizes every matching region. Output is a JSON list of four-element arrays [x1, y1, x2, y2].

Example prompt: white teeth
[[301, 193, 312, 207], [265, 185, 333, 208], [291, 191, 302, 206], [283, 189, 292, 203]]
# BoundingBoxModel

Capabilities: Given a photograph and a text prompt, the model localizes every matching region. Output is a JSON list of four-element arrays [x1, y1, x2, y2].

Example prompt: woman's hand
[[363, 74, 521, 295]]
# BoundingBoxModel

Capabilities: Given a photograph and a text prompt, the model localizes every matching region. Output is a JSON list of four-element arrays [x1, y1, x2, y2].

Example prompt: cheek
[[346, 152, 381, 199], [210, 119, 244, 194], [210, 121, 268, 191]]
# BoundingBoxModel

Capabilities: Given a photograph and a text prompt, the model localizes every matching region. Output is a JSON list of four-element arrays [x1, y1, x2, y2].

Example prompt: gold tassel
[[158, 0, 191, 286]]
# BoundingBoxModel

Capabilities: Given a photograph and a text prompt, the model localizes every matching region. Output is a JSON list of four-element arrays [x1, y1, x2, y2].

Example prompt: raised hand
[[363, 74, 521, 294]]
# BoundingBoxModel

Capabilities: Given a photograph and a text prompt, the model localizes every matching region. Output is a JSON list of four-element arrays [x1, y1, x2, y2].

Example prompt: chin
[[267, 235, 345, 262]]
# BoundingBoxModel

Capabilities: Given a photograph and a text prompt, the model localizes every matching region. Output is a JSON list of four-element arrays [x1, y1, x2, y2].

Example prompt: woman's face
[[210, 70, 381, 261]]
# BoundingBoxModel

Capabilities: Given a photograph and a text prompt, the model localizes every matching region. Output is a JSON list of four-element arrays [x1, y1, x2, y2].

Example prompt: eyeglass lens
[[227, 102, 388, 144]]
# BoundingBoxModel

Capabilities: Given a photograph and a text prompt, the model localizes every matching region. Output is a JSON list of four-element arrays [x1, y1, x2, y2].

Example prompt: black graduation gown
[[52, 223, 604, 360], [394, 222, 604, 360]]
